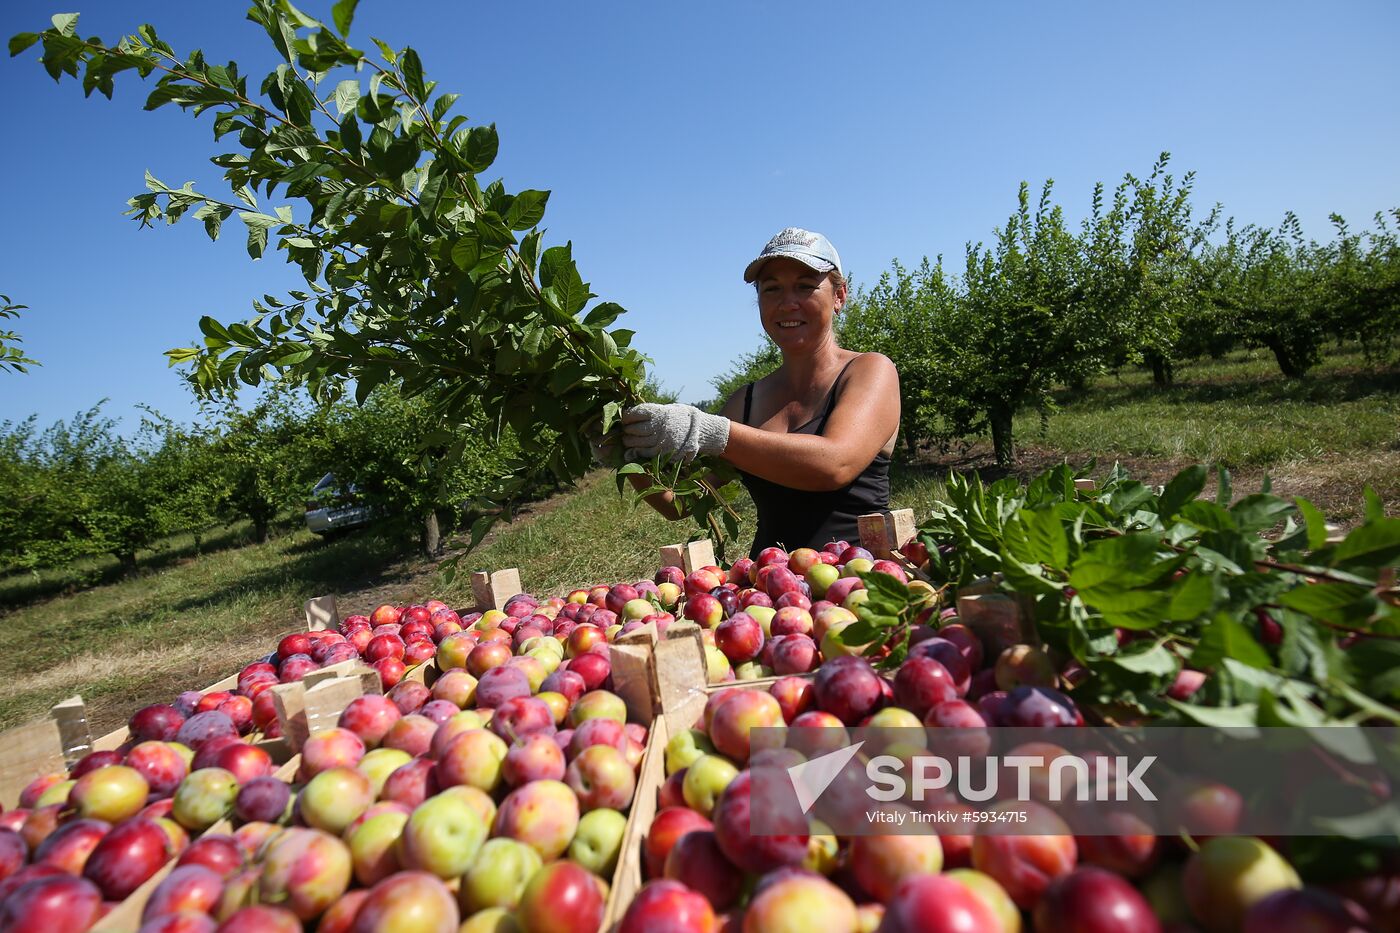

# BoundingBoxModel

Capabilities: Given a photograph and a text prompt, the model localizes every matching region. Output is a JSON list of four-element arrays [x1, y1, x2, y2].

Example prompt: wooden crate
[[600, 711, 669, 931]]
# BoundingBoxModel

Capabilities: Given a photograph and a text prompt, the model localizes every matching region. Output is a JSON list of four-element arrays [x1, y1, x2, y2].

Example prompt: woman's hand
[[621, 403, 731, 462]]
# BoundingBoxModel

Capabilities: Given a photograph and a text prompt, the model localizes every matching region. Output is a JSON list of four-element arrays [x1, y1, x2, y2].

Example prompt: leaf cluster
[[11, 4, 736, 559], [910, 460, 1400, 727]]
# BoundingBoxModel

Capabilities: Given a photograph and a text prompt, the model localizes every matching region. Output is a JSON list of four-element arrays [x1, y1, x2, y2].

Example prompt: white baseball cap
[[743, 227, 843, 283]]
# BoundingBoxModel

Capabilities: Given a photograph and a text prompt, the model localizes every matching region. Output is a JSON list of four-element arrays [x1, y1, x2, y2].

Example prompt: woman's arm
[[625, 389, 747, 521], [721, 353, 900, 492]]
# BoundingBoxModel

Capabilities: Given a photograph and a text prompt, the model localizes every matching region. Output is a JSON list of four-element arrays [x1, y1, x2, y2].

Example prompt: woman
[[620, 227, 901, 559]]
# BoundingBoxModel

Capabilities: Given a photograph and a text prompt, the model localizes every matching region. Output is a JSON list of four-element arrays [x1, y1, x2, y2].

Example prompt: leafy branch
[[11, 4, 740, 561]]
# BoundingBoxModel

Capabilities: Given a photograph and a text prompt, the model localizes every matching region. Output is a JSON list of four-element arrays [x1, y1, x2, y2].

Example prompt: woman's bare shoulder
[[843, 351, 899, 382]]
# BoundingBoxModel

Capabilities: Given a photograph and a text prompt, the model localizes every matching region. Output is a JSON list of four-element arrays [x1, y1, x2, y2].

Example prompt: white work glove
[[621, 403, 731, 463]]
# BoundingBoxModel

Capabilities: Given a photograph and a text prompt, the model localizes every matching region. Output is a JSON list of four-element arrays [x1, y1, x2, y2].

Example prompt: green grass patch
[[1025, 345, 1399, 467]]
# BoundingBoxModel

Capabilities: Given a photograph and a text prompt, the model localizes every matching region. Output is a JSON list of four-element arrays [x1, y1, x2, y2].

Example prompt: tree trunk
[[1144, 349, 1174, 387], [989, 404, 1015, 467], [903, 424, 920, 459], [118, 550, 138, 575], [1263, 336, 1308, 378], [253, 515, 270, 543], [422, 510, 442, 558]]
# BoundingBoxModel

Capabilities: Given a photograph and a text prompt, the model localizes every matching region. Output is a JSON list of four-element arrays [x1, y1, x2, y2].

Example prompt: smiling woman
[[620, 228, 901, 558]]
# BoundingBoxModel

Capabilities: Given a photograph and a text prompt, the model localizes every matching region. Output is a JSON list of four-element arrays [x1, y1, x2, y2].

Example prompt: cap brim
[[743, 249, 836, 283]]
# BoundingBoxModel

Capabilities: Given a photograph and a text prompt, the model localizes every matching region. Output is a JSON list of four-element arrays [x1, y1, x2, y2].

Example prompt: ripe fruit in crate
[[813, 655, 886, 725], [1034, 865, 1162, 933], [492, 779, 581, 862], [685, 593, 724, 628], [338, 694, 403, 748], [459, 836, 543, 914], [619, 878, 717, 933], [234, 775, 292, 824], [1184, 836, 1302, 932], [568, 651, 611, 692], [743, 872, 859, 932], [130, 704, 187, 743], [255, 827, 353, 920], [850, 819, 945, 901], [177, 710, 239, 752], [565, 745, 636, 812], [397, 793, 487, 880], [709, 691, 785, 762], [32, 818, 108, 875], [69, 764, 149, 823], [346, 807, 410, 887], [299, 767, 373, 835], [1000, 685, 1080, 728], [995, 644, 1058, 691], [878, 873, 1000, 933], [712, 770, 808, 874], [490, 696, 556, 744], [381, 714, 436, 758], [299, 727, 366, 779], [665, 828, 742, 910], [476, 665, 532, 708], [516, 859, 607, 933], [83, 817, 171, 900], [172, 768, 239, 831], [0, 874, 104, 933], [349, 869, 462, 931], [1242, 887, 1372, 933], [715, 612, 765, 663], [436, 729, 508, 793], [177, 834, 243, 877], [971, 801, 1077, 909], [142, 863, 225, 922]]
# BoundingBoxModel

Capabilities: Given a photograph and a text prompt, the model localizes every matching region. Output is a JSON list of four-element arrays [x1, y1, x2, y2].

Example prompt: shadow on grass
[[0, 519, 280, 611], [1061, 364, 1400, 412]]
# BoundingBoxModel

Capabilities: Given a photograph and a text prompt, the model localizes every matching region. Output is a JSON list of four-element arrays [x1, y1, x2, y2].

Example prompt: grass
[[1023, 344, 1399, 467], [0, 343, 1394, 733]]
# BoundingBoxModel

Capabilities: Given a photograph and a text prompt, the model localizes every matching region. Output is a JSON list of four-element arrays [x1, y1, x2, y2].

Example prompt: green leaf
[[1166, 569, 1216, 621], [1178, 500, 1236, 532], [331, 0, 359, 35], [400, 48, 425, 100], [51, 13, 79, 37], [462, 124, 498, 173], [504, 189, 549, 230], [1229, 493, 1294, 534], [1214, 465, 1233, 508], [371, 37, 396, 63], [333, 78, 359, 116], [1277, 582, 1372, 619], [1331, 519, 1400, 569], [582, 303, 625, 328], [1158, 464, 1207, 522], [1109, 642, 1177, 676], [1294, 496, 1329, 552], [273, 348, 312, 367], [1163, 698, 1259, 728], [1191, 613, 1270, 670], [8, 33, 41, 57], [431, 92, 459, 122]]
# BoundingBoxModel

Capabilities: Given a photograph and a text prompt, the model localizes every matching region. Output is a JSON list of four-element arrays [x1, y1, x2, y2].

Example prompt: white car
[[304, 473, 376, 535]]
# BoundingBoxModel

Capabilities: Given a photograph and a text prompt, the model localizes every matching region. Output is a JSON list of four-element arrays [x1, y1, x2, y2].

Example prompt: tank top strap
[[816, 357, 861, 435], [742, 383, 754, 426]]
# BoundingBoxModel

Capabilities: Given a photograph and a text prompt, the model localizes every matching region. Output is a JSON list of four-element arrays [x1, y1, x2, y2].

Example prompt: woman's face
[[755, 257, 845, 354]]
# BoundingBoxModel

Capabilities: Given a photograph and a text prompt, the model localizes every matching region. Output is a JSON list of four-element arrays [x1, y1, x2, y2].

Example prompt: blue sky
[[3, 1, 1398, 433]]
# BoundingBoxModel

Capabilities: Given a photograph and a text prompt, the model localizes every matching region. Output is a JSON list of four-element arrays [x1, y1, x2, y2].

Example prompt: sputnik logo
[[786, 741, 865, 814]]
